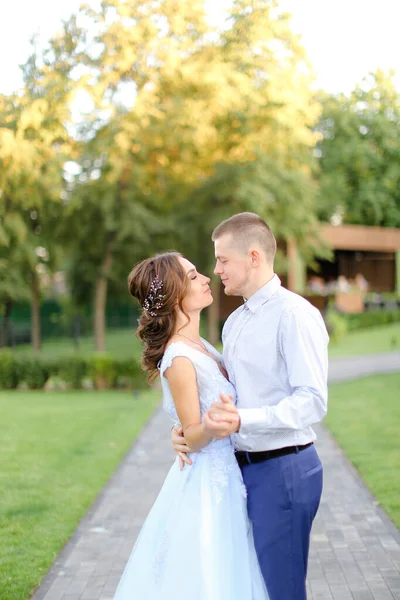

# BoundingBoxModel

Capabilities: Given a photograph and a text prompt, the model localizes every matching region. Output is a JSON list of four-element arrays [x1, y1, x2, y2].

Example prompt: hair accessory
[[143, 277, 166, 317]]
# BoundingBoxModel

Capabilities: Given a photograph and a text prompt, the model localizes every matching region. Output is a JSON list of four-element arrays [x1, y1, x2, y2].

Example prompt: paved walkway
[[32, 352, 400, 600]]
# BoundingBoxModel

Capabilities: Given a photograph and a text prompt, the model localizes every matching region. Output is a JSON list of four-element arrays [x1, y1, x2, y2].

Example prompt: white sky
[[1, 0, 400, 95]]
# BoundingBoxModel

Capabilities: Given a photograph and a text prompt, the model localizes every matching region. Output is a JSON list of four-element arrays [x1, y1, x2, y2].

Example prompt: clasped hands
[[172, 393, 240, 470], [203, 392, 240, 438]]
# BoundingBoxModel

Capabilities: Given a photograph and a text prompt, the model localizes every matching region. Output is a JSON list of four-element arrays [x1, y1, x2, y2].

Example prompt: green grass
[[326, 372, 400, 529], [329, 322, 400, 358], [12, 328, 142, 360], [11, 321, 400, 361], [0, 389, 160, 600]]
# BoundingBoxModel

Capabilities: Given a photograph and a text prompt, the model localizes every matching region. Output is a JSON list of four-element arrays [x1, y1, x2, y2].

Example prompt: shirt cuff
[[238, 407, 270, 436]]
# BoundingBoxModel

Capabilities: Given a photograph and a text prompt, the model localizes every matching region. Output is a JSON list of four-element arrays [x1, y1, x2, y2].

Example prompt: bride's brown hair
[[128, 252, 190, 381]]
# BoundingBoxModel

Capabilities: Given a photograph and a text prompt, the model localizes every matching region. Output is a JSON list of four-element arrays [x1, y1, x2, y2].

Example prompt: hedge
[[0, 351, 148, 391], [344, 309, 400, 331], [324, 308, 400, 344]]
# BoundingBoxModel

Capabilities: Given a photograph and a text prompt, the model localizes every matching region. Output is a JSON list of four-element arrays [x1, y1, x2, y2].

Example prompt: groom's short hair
[[212, 212, 276, 264]]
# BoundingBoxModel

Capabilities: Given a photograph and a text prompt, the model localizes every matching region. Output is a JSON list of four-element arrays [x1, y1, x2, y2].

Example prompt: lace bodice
[[159, 340, 236, 423], [159, 341, 245, 504]]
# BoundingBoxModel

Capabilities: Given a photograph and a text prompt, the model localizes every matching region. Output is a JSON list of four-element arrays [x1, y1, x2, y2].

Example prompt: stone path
[[32, 352, 400, 600]]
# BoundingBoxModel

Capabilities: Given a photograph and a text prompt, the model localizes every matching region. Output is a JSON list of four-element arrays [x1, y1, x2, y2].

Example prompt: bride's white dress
[[113, 341, 269, 600]]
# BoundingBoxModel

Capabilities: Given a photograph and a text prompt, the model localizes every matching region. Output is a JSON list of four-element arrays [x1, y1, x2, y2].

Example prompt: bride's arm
[[171, 425, 193, 470], [165, 357, 214, 453]]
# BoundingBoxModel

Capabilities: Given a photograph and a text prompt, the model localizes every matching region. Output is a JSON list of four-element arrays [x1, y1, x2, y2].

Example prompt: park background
[[0, 1, 399, 599]]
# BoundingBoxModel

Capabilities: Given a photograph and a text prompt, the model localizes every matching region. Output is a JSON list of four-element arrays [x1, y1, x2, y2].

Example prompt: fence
[[0, 301, 140, 348]]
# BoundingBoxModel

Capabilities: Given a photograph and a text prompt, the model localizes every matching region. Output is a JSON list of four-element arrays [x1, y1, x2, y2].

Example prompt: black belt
[[235, 443, 313, 467]]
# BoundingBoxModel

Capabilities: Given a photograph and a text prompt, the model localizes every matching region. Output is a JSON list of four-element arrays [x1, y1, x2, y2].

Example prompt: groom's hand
[[203, 393, 240, 439], [171, 425, 193, 471]]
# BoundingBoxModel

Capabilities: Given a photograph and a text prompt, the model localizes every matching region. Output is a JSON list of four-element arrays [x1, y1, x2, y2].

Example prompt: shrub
[[58, 356, 89, 389], [89, 354, 117, 390], [324, 310, 348, 343], [44, 376, 69, 391], [0, 353, 147, 391], [0, 350, 18, 389], [15, 357, 50, 390], [114, 357, 146, 390], [345, 309, 400, 331], [81, 377, 95, 391]]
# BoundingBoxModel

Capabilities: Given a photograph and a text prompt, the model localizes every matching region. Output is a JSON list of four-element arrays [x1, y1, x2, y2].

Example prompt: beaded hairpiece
[[143, 276, 166, 317]]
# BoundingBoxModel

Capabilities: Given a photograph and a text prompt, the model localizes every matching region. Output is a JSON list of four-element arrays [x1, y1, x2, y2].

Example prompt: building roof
[[321, 224, 400, 252]]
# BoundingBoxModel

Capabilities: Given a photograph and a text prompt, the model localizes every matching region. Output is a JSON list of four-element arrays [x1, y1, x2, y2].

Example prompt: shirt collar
[[244, 274, 281, 313]]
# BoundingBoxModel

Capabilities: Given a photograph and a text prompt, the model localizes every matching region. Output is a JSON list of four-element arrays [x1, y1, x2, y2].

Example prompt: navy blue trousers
[[240, 445, 322, 600]]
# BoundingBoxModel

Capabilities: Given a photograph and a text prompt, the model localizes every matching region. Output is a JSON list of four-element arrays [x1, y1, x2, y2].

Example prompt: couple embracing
[[114, 212, 329, 600]]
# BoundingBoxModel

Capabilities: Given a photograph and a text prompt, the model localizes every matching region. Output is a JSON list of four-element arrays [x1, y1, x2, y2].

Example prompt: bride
[[113, 251, 269, 600]]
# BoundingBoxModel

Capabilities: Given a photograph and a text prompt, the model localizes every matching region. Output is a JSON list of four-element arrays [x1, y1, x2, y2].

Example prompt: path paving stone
[[31, 352, 400, 600]]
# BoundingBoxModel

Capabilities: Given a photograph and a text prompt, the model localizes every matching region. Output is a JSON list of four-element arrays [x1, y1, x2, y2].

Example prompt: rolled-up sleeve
[[238, 305, 329, 434]]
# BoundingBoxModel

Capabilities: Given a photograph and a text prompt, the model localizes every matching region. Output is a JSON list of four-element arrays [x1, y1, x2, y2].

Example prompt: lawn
[[326, 372, 400, 529], [11, 328, 143, 360], [11, 321, 400, 361], [0, 389, 160, 600], [328, 321, 400, 357]]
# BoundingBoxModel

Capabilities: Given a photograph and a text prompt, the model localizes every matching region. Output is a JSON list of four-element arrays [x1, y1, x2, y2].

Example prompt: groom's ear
[[249, 249, 261, 267]]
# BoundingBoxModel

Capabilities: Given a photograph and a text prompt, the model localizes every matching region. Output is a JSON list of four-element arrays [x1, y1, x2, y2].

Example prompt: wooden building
[[214, 224, 400, 330], [292, 224, 400, 294]]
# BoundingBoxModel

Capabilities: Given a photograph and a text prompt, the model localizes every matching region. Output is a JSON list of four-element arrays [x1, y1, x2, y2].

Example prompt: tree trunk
[[0, 299, 13, 347], [31, 270, 41, 352], [207, 278, 221, 346], [94, 238, 114, 353]]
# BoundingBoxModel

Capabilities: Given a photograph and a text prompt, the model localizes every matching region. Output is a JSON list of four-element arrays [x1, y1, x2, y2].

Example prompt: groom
[[172, 212, 329, 600]]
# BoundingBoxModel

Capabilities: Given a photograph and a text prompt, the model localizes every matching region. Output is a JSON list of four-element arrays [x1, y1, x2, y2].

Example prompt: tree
[[316, 70, 400, 227], [0, 213, 31, 346], [46, 0, 322, 350], [0, 36, 74, 350], [82, 0, 320, 184], [60, 118, 160, 352], [177, 154, 328, 342]]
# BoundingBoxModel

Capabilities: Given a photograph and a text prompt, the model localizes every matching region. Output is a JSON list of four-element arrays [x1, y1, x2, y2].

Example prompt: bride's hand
[[171, 424, 193, 470], [203, 395, 240, 439]]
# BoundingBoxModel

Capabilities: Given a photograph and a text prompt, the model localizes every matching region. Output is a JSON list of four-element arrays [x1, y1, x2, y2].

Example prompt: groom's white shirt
[[222, 275, 329, 452]]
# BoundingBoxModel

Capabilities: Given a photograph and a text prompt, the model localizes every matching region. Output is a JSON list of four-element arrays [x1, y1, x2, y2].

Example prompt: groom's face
[[213, 234, 251, 297]]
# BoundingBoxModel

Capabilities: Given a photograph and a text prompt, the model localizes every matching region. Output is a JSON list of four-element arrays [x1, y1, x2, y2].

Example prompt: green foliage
[[365, 291, 400, 303], [1, 0, 327, 353], [0, 350, 18, 389], [0, 37, 75, 351], [44, 375, 70, 391], [58, 356, 89, 389], [0, 213, 32, 308], [16, 358, 51, 390], [344, 309, 400, 331], [317, 70, 400, 227], [49, 0, 323, 344], [89, 354, 117, 389], [114, 357, 144, 388], [178, 155, 330, 275], [325, 308, 400, 344], [324, 309, 348, 343], [0, 352, 147, 391]]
